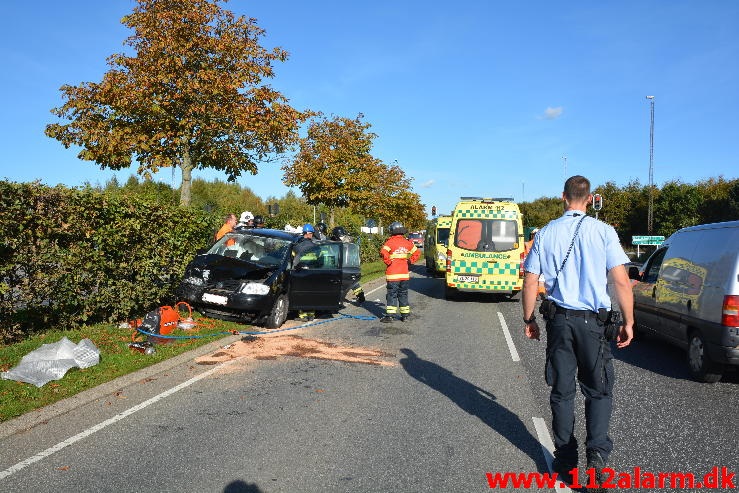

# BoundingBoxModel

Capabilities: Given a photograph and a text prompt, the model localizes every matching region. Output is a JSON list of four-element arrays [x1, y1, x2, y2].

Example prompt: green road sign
[[632, 235, 665, 245]]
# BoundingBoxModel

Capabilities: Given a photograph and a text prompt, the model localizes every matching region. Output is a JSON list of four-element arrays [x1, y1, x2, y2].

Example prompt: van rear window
[[454, 219, 518, 252]]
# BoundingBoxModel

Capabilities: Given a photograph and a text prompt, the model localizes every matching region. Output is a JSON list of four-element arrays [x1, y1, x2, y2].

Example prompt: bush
[[0, 181, 218, 343]]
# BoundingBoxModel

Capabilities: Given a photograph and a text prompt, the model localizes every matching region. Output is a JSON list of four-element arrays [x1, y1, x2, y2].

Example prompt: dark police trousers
[[545, 310, 614, 461]]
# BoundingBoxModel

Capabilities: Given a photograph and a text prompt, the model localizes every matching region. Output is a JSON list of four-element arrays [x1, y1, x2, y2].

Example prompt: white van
[[629, 220, 739, 382]]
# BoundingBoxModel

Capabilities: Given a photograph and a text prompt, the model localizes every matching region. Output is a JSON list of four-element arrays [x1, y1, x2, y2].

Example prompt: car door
[[340, 242, 362, 297], [633, 247, 668, 336], [289, 243, 343, 310]]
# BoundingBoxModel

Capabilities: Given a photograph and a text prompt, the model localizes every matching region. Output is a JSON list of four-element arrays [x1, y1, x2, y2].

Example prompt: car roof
[[229, 228, 301, 242]]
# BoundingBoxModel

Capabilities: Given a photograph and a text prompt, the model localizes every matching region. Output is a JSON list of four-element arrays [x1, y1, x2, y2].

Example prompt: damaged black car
[[176, 229, 362, 328]]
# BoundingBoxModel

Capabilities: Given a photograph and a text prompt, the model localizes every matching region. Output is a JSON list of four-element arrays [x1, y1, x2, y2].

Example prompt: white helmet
[[239, 211, 254, 223]]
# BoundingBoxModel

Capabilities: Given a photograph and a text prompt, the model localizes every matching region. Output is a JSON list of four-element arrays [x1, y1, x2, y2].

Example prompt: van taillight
[[519, 251, 526, 278], [446, 249, 452, 272], [722, 295, 739, 327]]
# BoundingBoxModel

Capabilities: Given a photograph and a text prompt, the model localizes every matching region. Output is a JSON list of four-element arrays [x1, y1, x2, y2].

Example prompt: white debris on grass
[[1, 337, 100, 387]]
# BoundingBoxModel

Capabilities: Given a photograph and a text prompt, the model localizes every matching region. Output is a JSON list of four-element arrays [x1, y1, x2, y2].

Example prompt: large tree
[[282, 114, 424, 227], [46, 0, 308, 206]]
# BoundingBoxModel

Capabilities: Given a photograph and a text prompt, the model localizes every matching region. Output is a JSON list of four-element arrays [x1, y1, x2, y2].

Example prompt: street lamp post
[[646, 95, 655, 234]]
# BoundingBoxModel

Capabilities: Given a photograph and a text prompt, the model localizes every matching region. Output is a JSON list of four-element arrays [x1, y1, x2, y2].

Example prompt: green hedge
[[0, 181, 217, 343]]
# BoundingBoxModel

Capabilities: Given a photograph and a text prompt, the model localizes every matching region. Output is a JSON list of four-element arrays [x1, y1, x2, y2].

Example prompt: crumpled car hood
[[185, 254, 276, 283]]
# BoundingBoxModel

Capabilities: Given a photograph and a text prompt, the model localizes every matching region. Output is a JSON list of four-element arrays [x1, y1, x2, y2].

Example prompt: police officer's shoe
[[380, 315, 394, 323], [400, 314, 409, 322], [586, 449, 607, 493], [551, 456, 577, 485], [356, 291, 365, 303]]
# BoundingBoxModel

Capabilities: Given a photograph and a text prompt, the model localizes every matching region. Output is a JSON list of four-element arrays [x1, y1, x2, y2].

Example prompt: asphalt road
[[1, 262, 737, 492]]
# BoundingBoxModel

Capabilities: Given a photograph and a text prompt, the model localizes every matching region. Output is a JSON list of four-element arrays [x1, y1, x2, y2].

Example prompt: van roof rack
[[459, 197, 515, 202]]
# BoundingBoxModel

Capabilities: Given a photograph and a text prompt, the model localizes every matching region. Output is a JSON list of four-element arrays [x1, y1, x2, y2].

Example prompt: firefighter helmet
[[388, 221, 406, 235], [330, 226, 347, 241]]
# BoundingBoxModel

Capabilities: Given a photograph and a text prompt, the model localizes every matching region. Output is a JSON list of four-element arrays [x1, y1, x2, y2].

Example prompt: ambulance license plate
[[202, 293, 228, 305], [456, 275, 479, 283]]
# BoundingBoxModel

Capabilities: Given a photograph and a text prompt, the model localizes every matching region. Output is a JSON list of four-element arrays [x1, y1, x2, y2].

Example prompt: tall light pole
[[646, 95, 655, 234], [562, 155, 567, 180]]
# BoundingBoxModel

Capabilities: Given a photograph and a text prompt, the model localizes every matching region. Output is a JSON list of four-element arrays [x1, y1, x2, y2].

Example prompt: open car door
[[340, 243, 362, 298], [289, 243, 343, 311]]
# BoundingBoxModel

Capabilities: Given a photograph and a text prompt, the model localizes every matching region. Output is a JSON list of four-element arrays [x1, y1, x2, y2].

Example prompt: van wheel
[[264, 294, 289, 329], [687, 331, 723, 383]]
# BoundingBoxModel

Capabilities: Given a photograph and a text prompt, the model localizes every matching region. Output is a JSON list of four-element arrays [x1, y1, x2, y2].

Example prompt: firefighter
[[294, 224, 317, 322], [315, 222, 329, 240], [380, 221, 420, 322], [330, 226, 365, 303]]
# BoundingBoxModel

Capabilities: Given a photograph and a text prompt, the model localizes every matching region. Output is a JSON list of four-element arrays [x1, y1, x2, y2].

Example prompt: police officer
[[521, 175, 634, 490]]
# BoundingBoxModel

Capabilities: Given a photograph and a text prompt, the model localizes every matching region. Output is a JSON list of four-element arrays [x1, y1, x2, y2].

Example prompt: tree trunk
[[180, 145, 192, 207]]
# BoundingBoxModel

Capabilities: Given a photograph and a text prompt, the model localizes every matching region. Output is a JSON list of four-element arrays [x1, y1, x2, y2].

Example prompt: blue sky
[[1, 1, 738, 217]]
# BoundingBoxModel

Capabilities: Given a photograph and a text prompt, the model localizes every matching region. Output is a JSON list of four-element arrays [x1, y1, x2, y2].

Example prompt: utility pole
[[646, 95, 655, 234], [562, 155, 567, 180]]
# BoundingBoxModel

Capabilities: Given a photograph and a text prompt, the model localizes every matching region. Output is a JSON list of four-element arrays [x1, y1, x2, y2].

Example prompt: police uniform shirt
[[523, 211, 628, 312]]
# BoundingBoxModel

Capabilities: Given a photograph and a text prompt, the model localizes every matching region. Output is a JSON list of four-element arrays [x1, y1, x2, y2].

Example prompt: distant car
[[176, 229, 361, 328], [408, 232, 424, 248]]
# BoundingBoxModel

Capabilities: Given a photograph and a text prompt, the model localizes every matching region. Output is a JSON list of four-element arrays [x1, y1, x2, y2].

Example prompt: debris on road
[[195, 335, 394, 367]]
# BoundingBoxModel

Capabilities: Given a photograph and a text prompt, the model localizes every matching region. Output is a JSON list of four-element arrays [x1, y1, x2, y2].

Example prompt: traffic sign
[[632, 235, 665, 245]]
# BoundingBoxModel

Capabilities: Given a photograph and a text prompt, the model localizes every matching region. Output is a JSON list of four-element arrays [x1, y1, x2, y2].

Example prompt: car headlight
[[184, 276, 204, 286], [240, 282, 270, 295], [437, 252, 447, 262]]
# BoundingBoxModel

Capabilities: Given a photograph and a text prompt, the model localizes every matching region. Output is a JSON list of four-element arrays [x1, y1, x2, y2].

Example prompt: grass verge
[[0, 261, 388, 423]]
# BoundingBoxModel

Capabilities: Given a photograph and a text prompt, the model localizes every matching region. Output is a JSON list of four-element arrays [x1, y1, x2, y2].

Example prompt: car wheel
[[687, 330, 723, 383], [264, 294, 289, 329]]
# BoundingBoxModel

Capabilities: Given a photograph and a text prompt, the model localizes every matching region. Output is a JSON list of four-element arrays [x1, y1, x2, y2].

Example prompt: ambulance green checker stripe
[[453, 280, 521, 290], [451, 261, 519, 275], [454, 210, 518, 219]]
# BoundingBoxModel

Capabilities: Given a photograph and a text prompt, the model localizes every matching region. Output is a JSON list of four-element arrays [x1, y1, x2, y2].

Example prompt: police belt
[[554, 304, 598, 318]]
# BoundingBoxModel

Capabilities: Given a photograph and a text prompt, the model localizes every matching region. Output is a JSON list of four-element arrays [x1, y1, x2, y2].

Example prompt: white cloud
[[420, 179, 435, 188], [539, 106, 564, 120]]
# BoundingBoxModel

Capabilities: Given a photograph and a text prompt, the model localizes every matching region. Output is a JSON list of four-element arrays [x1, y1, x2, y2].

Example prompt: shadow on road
[[614, 333, 739, 384], [223, 480, 263, 492], [399, 348, 547, 472]]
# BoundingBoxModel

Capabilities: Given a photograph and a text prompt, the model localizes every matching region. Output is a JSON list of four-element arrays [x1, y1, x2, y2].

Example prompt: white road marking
[[497, 311, 520, 362], [533, 416, 573, 492], [0, 358, 239, 481]]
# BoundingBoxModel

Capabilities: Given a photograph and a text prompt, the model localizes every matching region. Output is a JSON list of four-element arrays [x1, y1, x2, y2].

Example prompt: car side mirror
[[628, 266, 641, 280]]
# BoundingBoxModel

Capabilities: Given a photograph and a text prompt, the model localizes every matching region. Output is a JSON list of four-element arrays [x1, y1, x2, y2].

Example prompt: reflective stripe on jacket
[[381, 235, 420, 282]]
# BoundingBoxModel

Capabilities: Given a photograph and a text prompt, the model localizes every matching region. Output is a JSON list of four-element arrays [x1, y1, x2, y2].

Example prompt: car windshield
[[208, 233, 292, 266], [454, 219, 518, 252], [436, 227, 450, 244]]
